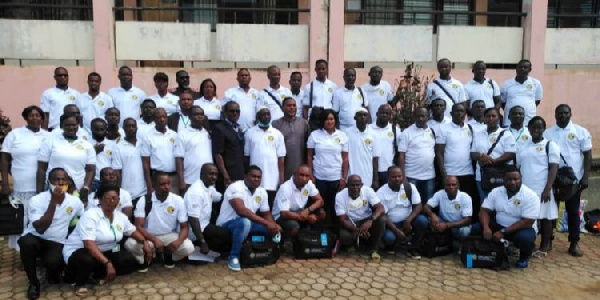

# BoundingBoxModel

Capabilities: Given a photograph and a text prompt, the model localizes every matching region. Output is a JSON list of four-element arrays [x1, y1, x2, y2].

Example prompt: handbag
[[553, 151, 579, 201], [240, 234, 280, 267], [0, 195, 25, 236], [420, 230, 453, 258], [480, 130, 512, 192], [293, 228, 337, 259]]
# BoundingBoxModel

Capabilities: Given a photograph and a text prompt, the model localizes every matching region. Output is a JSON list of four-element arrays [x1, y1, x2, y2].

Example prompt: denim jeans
[[223, 217, 268, 258], [471, 221, 536, 260], [384, 215, 429, 247], [407, 178, 436, 204], [451, 225, 472, 238]]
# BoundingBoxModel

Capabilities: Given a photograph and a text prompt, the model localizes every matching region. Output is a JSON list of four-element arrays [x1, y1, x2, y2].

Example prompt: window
[[0, 0, 93, 20], [486, 0, 523, 27], [547, 0, 600, 28]]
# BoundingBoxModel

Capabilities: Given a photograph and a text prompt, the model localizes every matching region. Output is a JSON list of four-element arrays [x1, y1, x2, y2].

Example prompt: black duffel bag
[[480, 130, 511, 192], [240, 234, 280, 267], [0, 196, 24, 236], [420, 230, 453, 258], [584, 209, 600, 233], [460, 237, 508, 269], [293, 229, 337, 259], [552, 151, 579, 201]]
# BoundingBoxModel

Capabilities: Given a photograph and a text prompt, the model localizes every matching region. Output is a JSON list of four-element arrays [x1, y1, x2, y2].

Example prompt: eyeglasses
[[228, 110, 241, 114], [55, 74, 68, 77]]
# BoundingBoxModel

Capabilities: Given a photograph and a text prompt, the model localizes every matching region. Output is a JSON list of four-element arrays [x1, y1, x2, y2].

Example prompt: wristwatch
[[500, 228, 507, 234], [308, 206, 315, 213]]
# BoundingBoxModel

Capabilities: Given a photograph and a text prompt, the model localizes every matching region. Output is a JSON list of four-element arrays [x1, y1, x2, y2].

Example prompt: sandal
[[74, 285, 88, 297]]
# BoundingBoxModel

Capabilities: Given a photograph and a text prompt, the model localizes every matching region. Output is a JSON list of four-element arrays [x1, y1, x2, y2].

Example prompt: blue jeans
[[451, 225, 472, 238], [315, 179, 339, 225], [384, 215, 429, 247], [223, 217, 268, 258], [475, 181, 489, 204], [471, 222, 536, 260], [407, 178, 436, 204]]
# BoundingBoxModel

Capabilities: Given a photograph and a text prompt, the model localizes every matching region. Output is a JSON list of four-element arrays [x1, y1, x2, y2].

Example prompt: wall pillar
[[327, 0, 345, 82], [93, 0, 116, 85], [309, 0, 329, 79], [522, 0, 547, 80]]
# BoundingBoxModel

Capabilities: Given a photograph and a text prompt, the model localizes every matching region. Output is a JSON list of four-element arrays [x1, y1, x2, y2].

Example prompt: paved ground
[[0, 233, 598, 300]]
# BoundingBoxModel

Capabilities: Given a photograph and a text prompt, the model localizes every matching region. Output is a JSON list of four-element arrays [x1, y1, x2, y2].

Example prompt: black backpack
[[240, 234, 280, 267], [460, 236, 508, 270], [293, 228, 337, 259], [420, 230, 453, 258]]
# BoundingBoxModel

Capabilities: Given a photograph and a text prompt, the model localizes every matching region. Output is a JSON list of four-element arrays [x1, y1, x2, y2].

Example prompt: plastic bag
[[558, 199, 587, 233]]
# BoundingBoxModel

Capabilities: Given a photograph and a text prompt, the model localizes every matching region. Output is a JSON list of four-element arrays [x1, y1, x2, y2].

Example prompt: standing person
[[178, 106, 213, 190], [501, 60, 543, 127], [307, 109, 349, 224], [397, 107, 436, 202], [212, 101, 245, 193], [139, 108, 184, 195], [289, 72, 305, 118], [302, 59, 337, 121], [103, 107, 124, 140], [345, 108, 378, 188], [77, 72, 114, 135], [194, 78, 223, 130], [464, 61, 501, 110], [332, 68, 369, 131], [167, 91, 194, 132], [468, 100, 487, 133], [150, 72, 179, 116], [425, 59, 467, 117], [427, 98, 451, 135], [112, 118, 146, 207], [170, 70, 200, 99], [544, 104, 592, 257], [259, 65, 292, 121], [517, 116, 559, 253], [272, 97, 310, 180], [19, 168, 85, 299], [370, 104, 395, 186], [137, 99, 157, 139], [506, 106, 530, 152], [362, 66, 394, 122], [40, 67, 79, 131], [1, 106, 49, 251], [244, 108, 286, 206], [107, 66, 147, 126], [223, 68, 260, 131], [89, 118, 115, 192]]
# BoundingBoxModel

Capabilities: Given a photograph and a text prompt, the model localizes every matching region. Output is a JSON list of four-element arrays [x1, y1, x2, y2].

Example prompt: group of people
[[0, 58, 592, 300]]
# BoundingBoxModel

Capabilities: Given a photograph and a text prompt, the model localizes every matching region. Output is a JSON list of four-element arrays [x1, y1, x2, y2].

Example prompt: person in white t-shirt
[[223, 69, 260, 131], [113, 118, 147, 202], [506, 106, 531, 152], [259, 65, 292, 121], [124, 173, 194, 269], [179, 106, 213, 188], [346, 108, 378, 188], [473, 167, 539, 268], [89, 118, 115, 192], [107, 66, 147, 127], [427, 98, 451, 136], [544, 104, 592, 257], [137, 99, 157, 140], [425, 59, 467, 117], [332, 68, 369, 130], [87, 167, 133, 219], [362, 66, 394, 122], [336, 175, 386, 261], [370, 104, 396, 186], [423, 176, 472, 238], [216, 166, 281, 271], [194, 78, 223, 129], [302, 59, 337, 121], [467, 100, 487, 133], [464, 61, 501, 110], [77, 72, 114, 134], [501, 60, 543, 126], [40, 67, 79, 131], [273, 165, 325, 237], [150, 72, 179, 116], [289, 72, 305, 118], [49, 104, 91, 141]]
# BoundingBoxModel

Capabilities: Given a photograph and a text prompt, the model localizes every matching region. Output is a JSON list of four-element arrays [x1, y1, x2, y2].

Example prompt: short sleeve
[[208, 186, 222, 203], [458, 85, 467, 102], [366, 187, 381, 206], [579, 127, 593, 152], [75, 201, 85, 217], [222, 89, 233, 103], [500, 82, 508, 103], [334, 192, 346, 216], [331, 91, 340, 112], [120, 191, 133, 208], [376, 189, 389, 213], [139, 135, 151, 157], [259, 190, 270, 212], [78, 213, 98, 241], [176, 198, 188, 223], [427, 192, 440, 208], [546, 141, 560, 165], [122, 217, 136, 236], [340, 133, 349, 152], [112, 146, 123, 170], [522, 192, 540, 220], [133, 198, 146, 218], [409, 184, 421, 205], [500, 131, 516, 153], [302, 84, 311, 106], [397, 131, 408, 153], [307, 181, 319, 197], [534, 80, 543, 101], [307, 133, 316, 149], [461, 194, 473, 217], [40, 91, 50, 112], [481, 190, 496, 211], [184, 188, 201, 218], [27, 195, 46, 223], [274, 189, 290, 212], [385, 82, 394, 101], [425, 83, 434, 104], [1, 131, 15, 153], [436, 126, 447, 145], [276, 133, 286, 157], [225, 185, 244, 202], [85, 144, 96, 165], [173, 134, 184, 158], [37, 138, 52, 163], [492, 80, 501, 97]]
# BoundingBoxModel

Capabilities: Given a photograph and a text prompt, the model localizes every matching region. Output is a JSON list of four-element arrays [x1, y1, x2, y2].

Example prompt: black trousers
[[65, 248, 139, 285], [456, 175, 479, 222], [18, 234, 64, 285], [565, 189, 583, 243], [339, 216, 387, 252], [198, 224, 232, 253]]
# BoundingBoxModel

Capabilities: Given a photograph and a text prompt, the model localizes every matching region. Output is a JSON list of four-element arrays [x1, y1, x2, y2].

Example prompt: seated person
[[87, 167, 133, 219], [19, 168, 85, 300], [377, 166, 428, 259], [272, 165, 326, 238], [124, 172, 194, 269], [423, 176, 472, 238], [184, 163, 232, 254], [63, 184, 150, 296], [336, 174, 386, 262], [472, 166, 539, 268]]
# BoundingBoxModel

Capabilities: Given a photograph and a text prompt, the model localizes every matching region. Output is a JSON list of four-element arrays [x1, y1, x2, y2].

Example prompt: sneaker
[[163, 252, 175, 269], [371, 251, 381, 263], [515, 259, 529, 268], [138, 261, 149, 273], [228, 257, 241, 272], [408, 249, 421, 260], [568, 242, 583, 257]]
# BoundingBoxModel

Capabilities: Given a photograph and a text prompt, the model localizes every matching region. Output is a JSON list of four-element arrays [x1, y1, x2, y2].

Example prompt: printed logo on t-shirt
[[379, 89, 384, 96], [526, 84, 532, 90], [536, 146, 543, 152], [430, 132, 435, 139], [97, 101, 104, 107], [328, 87, 333, 93], [521, 135, 529, 141], [116, 224, 123, 232], [75, 145, 84, 151], [267, 136, 274, 141], [400, 193, 408, 200], [454, 203, 461, 211], [214, 104, 220, 110], [489, 136, 497, 143], [302, 189, 309, 197], [280, 94, 285, 100], [66, 207, 73, 214], [466, 129, 472, 137], [357, 93, 362, 99], [105, 149, 112, 156], [334, 137, 341, 144], [513, 199, 520, 205], [132, 95, 138, 100], [364, 139, 372, 145], [169, 137, 175, 144], [255, 196, 262, 204], [166, 206, 175, 214], [251, 93, 257, 100], [487, 83, 492, 88], [387, 131, 393, 137], [568, 133, 575, 140], [451, 84, 457, 89], [167, 100, 173, 105], [69, 95, 76, 101]]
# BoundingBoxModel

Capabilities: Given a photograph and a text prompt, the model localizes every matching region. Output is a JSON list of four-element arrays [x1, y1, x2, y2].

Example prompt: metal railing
[[547, 13, 600, 28], [0, 1, 93, 21]]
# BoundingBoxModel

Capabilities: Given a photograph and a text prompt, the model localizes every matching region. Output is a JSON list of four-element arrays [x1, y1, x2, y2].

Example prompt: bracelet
[[104, 260, 112, 265], [81, 186, 90, 191]]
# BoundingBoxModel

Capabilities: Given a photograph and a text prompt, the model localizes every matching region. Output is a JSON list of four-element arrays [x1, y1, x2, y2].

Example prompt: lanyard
[[514, 127, 525, 142], [180, 114, 190, 128], [103, 216, 117, 244]]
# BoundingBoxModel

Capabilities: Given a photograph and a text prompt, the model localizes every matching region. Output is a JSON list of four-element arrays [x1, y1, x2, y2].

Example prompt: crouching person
[[423, 176, 472, 238], [272, 165, 326, 238], [472, 167, 539, 268], [124, 172, 194, 270], [216, 166, 281, 271], [63, 184, 151, 296], [336, 174, 386, 262], [377, 166, 429, 259]]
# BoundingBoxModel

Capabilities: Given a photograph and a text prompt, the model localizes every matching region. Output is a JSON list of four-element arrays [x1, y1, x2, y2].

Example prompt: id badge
[[112, 244, 120, 253]]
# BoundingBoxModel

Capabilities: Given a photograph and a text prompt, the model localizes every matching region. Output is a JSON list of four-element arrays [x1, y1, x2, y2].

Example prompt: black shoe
[[47, 276, 60, 285], [568, 242, 583, 257], [163, 251, 175, 268], [27, 283, 40, 300]]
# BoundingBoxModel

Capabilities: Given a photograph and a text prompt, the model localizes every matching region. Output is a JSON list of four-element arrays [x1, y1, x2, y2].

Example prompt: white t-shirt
[[291, 90, 305, 117], [25, 191, 84, 243], [272, 177, 319, 220], [307, 129, 349, 181], [184, 180, 222, 234], [88, 188, 133, 212], [345, 127, 377, 186], [139, 127, 183, 173], [194, 97, 223, 121], [500, 77, 543, 126], [471, 128, 516, 181], [179, 127, 213, 185], [507, 126, 531, 153], [370, 123, 396, 173], [427, 117, 451, 136], [134, 192, 188, 236], [259, 86, 293, 121], [544, 122, 592, 181], [467, 119, 486, 135], [216, 180, 269, 226], [223, 86, 260, 131], [76, 92, 114, 133], [361, 81, 394, 122], [244, 126, 286, 191], [427, 190, 472, 223], [112, 138, 146, 199], [107, 86, 147, 126], [398, 124, 436, 180], [150, 93, 180, 116], [136, 120, 155, 141], [517, 139, 560, 195], [482, 185, 540, 228], [377, 183, 421, 223], [436, 122, 474, 176], [464, 78, 500, 109], [40, 87, 79, 129], [332, 87, 368, 129], [335, 186, 380, 223], [63, 208, 135, 263], [51, 127, 91, 142], [90, 139, 117, 181], [1, 127, 49, 192], [302, 78, 337, 109], [38, 134, 96, 190], [425, 77, 467, 117]]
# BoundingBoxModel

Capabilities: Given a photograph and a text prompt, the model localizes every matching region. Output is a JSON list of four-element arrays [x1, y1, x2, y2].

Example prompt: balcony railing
[[0, 1, 93, 21]]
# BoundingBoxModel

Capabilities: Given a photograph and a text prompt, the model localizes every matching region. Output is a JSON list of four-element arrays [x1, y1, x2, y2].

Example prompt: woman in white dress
[[516, 116, 559, 252]]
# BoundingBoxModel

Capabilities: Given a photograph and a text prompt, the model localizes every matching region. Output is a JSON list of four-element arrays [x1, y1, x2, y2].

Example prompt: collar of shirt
[[435, 77, 455, 83], [150, 127, 172, 136], [224, 118, 240, 129], [557, 121, 574, 131], [469, 77, 489, 85], [450, 122, 467, 129]]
